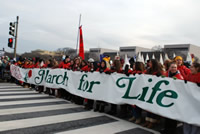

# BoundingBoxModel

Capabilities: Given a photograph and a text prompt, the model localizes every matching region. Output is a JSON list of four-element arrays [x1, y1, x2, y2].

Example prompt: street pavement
[[0, 83, 160, 134]]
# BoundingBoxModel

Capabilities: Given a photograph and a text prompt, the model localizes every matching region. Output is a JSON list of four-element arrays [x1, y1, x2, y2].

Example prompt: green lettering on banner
[[34, 70, 45, 84], [52, 75, 57, 83], [56, 75, 63, 84], [46, 74, 52, 83], [117, 77, 178, 108], [62, 72, 69, 86], [156, 90, 178, 107], [146, 80, 169, 104], [116, 77, 140, 99], [45, 70, 49, 81], [78, 74, 100, 93]]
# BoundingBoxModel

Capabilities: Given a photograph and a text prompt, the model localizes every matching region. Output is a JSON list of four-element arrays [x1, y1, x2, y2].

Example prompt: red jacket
[[186, 72, 200, 83], [34, 62, 40, 68], [41, 64, 48, 68], [81, 65, 89, 71], [22, 64, 30, 69], [58, 62, 71, 69], [165, 71, 184, 80], [178, 65, 191, 79]]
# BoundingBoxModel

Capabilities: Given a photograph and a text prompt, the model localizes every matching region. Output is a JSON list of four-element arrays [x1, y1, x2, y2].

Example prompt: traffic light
[[9, 22, 15, 37], [8, 38, 13, 48]]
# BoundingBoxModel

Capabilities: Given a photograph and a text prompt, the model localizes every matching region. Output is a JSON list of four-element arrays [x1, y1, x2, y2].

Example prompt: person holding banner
[[94, 60, 110, 112], [58, 55, 71, 69], [129, 62, 145, 124], [143, 59, 164, 128], [174, 56, 191, 79], [107, 59, 123, 115], [183, 62, 200, 134], [72, 58, 81, 71], [161, 62, 183, 134], [80, 60, 89, 72]]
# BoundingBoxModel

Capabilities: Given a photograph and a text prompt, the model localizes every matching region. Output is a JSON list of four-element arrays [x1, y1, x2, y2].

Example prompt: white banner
[[10, 65, 200, 126]]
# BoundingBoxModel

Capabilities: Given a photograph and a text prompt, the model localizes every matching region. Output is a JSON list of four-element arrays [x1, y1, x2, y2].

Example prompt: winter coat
[[186, 72, 200, 83], [165, 71, 184, 80], [178, 65, 191, 79]]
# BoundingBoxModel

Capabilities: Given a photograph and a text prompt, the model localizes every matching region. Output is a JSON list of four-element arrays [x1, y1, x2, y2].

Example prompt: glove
[[173, 77, 177, 80], [125, 73, 130, 77], [99, 70, 103, 73], [85, 71, 88, 73], [90, 70, 94, 73], [133, 73, 135, 76], [138, 73, 142, 75], [184, 80, 187, 84], [197, 83, 200, 87], [105, 71, 111, 75], [80, 70, 83, 73], [156, 74, 160, 77], [161, 75, 165, 78]]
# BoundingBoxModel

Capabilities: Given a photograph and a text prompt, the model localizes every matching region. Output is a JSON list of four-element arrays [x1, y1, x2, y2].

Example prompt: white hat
[[88, 58, 94, 62]]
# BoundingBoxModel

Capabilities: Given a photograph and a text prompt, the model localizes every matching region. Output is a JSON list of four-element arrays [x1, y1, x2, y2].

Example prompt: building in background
[[89, 48, 118, 61], [119, 46, 150, 59], [164, 44, 200, 60]]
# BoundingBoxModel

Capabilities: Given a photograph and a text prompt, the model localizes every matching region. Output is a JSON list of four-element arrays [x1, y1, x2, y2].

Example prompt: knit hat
[[174, 56, 183, 61], [88, 58, 94, 63]]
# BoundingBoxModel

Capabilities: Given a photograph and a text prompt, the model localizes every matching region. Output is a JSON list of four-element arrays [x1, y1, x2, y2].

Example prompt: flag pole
[[76, 14, 81, 55]]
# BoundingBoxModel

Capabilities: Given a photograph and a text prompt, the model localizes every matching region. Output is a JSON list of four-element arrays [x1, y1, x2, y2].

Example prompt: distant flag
[[100, 54, 105, 62], [141, 54, 145, 63], [165, 53, 169, 60], [186, 52, 192, 64], [123, 54, 130, 70], [136, 52, 141, 61], [137, 52, 144, 63], [145, 54, 149, 63], [79, 26, 84, 60], [152, 54, 155, 59], [173, 53, 176, 59], [117, 51, 119, 56], [160, 54, 164, 65]]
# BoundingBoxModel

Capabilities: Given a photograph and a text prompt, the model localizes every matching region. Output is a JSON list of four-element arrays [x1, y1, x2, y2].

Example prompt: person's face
[[101, 62, 105, 68], [132, 64, 136, 70], [149, 61, 153, 68], [169, 64, 177, 73], [75, 59, 79, 64], [176, 59, 182, 66], [25, 61, 28, 65], [190, 64, 198, 74], [82, 62, 86, 66], [65, 58, 70, 62], [46, 60, 50, 64]]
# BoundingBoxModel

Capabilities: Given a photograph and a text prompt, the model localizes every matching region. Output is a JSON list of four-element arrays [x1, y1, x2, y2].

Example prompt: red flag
[[79, 26, 84, 60]]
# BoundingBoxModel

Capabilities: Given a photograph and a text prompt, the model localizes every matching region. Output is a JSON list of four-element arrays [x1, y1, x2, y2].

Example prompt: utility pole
[[14, 16, 19, 59]]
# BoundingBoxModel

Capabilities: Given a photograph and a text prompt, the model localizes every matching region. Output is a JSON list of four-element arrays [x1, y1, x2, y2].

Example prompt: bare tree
[[151, 45, 163, 51], [56, 47, 77, 59]]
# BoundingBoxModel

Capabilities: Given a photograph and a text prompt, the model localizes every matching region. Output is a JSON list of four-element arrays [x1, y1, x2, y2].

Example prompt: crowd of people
[[1, 54, 200, 134]]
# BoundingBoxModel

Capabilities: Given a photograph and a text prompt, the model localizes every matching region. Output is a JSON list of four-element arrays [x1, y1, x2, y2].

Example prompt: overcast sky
[[0, 0, 200, 53]]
